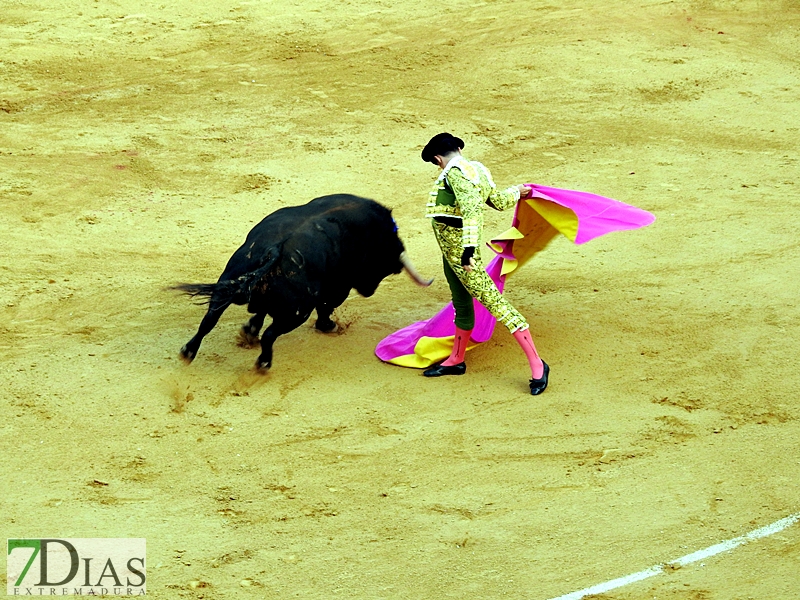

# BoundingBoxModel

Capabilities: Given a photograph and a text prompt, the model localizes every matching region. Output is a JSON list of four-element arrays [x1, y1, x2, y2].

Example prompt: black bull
[[172, 194, 431, 371]]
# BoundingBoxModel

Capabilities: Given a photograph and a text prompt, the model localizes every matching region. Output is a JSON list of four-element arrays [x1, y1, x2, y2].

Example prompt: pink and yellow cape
[[375, 184, 656, 368]]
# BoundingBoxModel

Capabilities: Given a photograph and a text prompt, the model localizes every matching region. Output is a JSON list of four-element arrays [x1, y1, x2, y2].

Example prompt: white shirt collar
[[436, 155, 468, 183]]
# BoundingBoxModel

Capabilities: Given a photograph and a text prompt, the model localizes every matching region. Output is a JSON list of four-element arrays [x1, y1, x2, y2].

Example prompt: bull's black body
[[174, 194, 405, 370]]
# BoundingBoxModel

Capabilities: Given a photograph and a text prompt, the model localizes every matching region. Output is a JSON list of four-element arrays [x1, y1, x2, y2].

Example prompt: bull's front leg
[[314, 304, 337, 333], [314, 287, 350, 333], [256, 309, 312, 372], [237, 312, 266, 348]]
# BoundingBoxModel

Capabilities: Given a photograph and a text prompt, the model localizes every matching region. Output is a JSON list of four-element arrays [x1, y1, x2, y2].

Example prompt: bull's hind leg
[[180, 300, 231, 363], [237, 312, 266, 348], [256, 310, 312, 372]]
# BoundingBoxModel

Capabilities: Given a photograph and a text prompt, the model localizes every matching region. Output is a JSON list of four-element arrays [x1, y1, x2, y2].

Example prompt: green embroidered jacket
[[425, 156, 521, 248]]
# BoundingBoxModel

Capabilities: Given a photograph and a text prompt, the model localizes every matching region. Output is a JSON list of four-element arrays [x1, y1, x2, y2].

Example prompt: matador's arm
[[486, 184, 522, 211]]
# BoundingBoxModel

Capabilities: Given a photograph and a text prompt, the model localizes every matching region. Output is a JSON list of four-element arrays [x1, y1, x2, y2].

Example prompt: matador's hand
[[517, 184, 532, 199], [463, 257, 476, 273]]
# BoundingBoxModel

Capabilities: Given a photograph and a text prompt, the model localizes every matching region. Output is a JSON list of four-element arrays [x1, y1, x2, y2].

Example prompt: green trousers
[[443, 257, 476, 330]]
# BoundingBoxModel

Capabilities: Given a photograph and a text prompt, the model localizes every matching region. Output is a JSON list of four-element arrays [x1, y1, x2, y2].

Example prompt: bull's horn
[[400, 251, 433, 287]]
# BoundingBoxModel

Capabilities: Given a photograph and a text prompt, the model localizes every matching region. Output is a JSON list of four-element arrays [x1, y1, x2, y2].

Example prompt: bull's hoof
[[315, 318, 337, 333], [179, 345, 196, 364], [255, 351, 272, 373], [237, 327, 260, 348]]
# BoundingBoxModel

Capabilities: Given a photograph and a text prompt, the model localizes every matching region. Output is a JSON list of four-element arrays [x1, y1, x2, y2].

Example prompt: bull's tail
[[169, 282, 226, 304], [170, 245, 282, 306]]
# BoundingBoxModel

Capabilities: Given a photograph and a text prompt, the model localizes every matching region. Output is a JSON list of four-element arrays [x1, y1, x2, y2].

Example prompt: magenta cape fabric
[[375, 184, 655, 367], [528, 184, 655, 244]]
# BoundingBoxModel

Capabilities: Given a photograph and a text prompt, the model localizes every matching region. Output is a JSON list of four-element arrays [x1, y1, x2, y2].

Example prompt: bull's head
[[354, 212, 431, 296]]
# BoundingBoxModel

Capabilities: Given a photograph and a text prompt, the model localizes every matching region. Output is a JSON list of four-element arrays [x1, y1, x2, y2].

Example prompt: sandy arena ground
[[2, 0, 799, 598]]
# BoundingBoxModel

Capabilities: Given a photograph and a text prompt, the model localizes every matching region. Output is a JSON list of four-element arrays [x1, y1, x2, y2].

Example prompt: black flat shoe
[[529, 361, 550, 395], [423, 362, 467, 377]]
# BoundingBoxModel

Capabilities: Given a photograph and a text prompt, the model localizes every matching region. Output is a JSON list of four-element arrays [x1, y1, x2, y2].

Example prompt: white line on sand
[[549, 511, 800, 600]]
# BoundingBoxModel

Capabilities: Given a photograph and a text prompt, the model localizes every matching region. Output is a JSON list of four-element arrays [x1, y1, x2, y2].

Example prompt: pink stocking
[[442, 327, 472, 366], [512, 328, 544, 379]]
